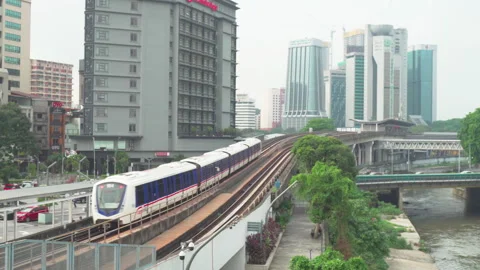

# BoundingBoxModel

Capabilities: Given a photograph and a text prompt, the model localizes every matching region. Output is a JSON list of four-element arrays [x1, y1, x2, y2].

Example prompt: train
[[92, 138, 262, 226]]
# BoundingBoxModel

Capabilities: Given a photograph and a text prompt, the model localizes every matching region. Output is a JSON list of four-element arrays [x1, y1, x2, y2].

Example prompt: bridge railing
[[356, 173, 480, 183]]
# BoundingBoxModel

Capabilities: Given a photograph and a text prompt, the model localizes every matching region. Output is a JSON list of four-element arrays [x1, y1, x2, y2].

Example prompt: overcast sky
[[31, 0, 480, 120]]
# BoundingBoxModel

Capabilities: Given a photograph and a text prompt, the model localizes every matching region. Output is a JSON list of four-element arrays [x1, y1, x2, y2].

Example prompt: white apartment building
[[235, 93, 256, 130], [0, 0, 31, 92], [261, 88, 285, 129]]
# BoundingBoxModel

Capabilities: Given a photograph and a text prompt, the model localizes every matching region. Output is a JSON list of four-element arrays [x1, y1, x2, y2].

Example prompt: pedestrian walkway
[[269, 206, 323, 270]]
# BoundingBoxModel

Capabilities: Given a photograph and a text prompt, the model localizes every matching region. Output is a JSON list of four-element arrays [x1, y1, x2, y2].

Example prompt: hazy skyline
[[31, 0, 480, 120]]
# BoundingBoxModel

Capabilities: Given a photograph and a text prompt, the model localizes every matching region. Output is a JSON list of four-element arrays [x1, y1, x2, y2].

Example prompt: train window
[[136, 185, 145, 206], [158, 180, 164, 198], [176, 175, 181, 190], [144, 184, 150, 204]]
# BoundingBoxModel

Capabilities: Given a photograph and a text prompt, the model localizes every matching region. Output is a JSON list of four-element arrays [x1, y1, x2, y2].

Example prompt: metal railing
[[356, 172, 480, 183], [0, 240, 155, 270]]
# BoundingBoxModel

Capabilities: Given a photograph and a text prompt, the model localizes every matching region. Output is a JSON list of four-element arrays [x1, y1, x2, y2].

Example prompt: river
[[403, 188, 480, 270]]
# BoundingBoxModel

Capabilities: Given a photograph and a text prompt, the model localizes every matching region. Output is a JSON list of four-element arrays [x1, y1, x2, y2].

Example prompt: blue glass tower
[[282, 39, 330, 131]]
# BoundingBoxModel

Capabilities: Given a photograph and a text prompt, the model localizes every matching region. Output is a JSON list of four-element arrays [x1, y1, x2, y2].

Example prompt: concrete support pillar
[[465, 187, 480, 213], [398, 188, 403, 210], [357, 145, 362, 165], [365, 142, 374, 165]]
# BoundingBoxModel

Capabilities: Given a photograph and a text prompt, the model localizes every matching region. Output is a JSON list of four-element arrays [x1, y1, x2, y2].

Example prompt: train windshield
[[96, 182, 126, 215]]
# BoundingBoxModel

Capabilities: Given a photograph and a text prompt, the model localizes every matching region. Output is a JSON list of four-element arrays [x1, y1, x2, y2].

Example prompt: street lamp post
[[146, 158, 153, 169], [92, 137, 96, 178], [79, 156, 87, 175], [46, 161, 57, 186], [33, 155, 40, 179]]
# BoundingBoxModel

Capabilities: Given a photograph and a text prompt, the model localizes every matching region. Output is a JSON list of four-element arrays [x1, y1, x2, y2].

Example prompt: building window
[[5, 33, 21, 42], [96, 47, 109, 56], [130, 33, 138, 42], [129, 109, 136, 118], [95, 62, 109, 72], [95, 123, 107, 132], [96, 92, 108, 102], [97, 0, 109, 7], [129, 64, 137, 73], [131, 1, 138, 10], [6, 0, 22, 7], [5, 21, 21, 30], [129, 124, 136, 132], [129, 94, 137, 103], [5, 9, 21, 19], [6, 69, 20, 76], [129, 79, 137, 88], [96, 108, 108, 117], [130, 17, 138, 27], [96, 30, 109, 40], [96, 14, 109, 24], [5, 44, 20, 53], [4, 56, 20, 65], [8, 80, 20, 88], [130, 48, 137, 58], [95, 77, 108, 87]]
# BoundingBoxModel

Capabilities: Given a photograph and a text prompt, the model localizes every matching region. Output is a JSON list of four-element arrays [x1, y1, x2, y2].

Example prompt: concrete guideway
[[356, 173, 480, 189], [0, 180, 96, 204]]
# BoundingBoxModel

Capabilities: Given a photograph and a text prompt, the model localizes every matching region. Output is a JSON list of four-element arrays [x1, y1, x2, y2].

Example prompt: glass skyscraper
[[282, 38, 330, 131], [407, 45, 437, 124]]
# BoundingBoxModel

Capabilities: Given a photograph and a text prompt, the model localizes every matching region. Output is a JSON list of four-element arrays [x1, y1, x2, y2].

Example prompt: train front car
[[92, 175, 132, 228]]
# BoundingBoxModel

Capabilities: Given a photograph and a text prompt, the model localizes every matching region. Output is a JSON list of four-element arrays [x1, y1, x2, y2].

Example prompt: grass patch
[[379, 220, 412, 250], [419, 240, 431, 253], [374, 201, 403, 216]]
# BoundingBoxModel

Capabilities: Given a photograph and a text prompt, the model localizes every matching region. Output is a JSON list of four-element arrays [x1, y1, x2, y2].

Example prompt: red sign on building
[[186, 0, 218, 11], [155, 152, 171, 157]]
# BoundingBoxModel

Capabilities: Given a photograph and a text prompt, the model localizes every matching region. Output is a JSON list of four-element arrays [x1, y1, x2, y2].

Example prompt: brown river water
[[403, 188, 480, 270]]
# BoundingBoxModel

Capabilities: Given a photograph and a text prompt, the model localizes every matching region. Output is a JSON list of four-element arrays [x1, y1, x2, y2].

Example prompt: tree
[[115, 151, 130, 174], [301, 118, 335, 132], [408, 125, 431, 134], [0, 164, 20, 184], [431, 118, 462, 132], [289, 248, 368, 270], [459, 108, 480, 164], [0, 103, 38, 158], [292, 135, 357, 178], [172, 154, 185, 162], [64, 153, 90, 172], [291, 162, 355, 257], [27, 163, 37, 178]]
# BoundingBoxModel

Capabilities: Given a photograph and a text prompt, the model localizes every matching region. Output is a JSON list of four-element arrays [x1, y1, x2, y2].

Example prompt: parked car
[[16, 206, 49, 222], [3, 183, 20, 190], [461, 171, 473, 174], [20, 181, 38, 188], [0, 211, 14, 220], [415, 172, 424, 174]]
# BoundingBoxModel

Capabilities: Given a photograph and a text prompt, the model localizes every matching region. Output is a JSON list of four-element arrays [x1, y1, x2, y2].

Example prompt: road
[[0, 201, 90, 243]]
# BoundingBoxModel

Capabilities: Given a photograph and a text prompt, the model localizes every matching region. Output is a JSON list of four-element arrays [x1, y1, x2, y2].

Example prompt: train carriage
[[92, 161, 198, 226], [238, 138, 262, 161], [182, 152, 229, 191], [92, 137, 263, 227], [214, 144, 249, 174]]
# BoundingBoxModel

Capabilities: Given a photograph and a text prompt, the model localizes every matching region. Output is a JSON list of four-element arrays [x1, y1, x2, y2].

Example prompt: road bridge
[[356, 173, 480, 211]]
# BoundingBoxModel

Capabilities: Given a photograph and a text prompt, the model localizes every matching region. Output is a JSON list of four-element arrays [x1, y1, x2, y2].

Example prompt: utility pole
[[92, 136, 96, 178]]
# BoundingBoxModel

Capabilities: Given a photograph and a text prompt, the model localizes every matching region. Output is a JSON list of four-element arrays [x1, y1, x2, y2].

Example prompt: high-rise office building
[[30, 59, 74, 108], [255, 109, 261, 130], [407, 44, 437, 124], [324, 69, 346, 128], [235, 93, 256, 130], [345, 53, 365, 127], [283, 39, 330, 131], [0, 0, 31, 93], [364, 24, 408, 121], [344, 29, 364, 56], [77, 0, 238, 157], [79, 59, 85, 106], [261, 87, 285, 129]]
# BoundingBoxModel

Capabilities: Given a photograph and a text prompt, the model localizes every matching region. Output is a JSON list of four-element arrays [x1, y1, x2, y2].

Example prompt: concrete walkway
[[269, 207, 323, 270]]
